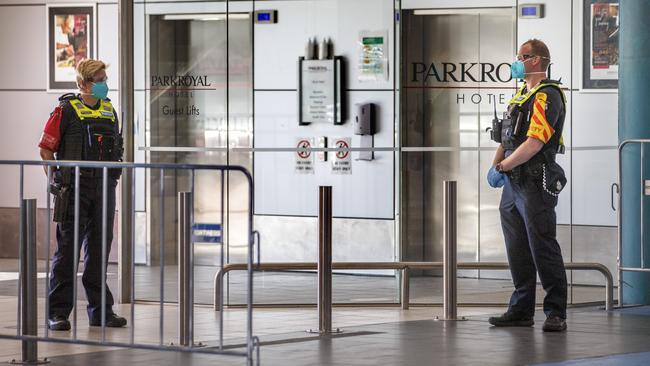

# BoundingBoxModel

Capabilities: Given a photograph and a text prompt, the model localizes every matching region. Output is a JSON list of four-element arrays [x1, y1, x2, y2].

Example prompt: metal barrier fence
[[212, 261, 614, 312], [214, 181, 614, 315], [1, 160, 259, 365], [617, 139, 650, 304]]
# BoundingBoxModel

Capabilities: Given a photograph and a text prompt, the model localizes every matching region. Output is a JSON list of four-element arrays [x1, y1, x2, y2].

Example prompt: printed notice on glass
[[331, 137, 352, 175], [301, 60, 335, 123], [358, 30, 388, 82], [295, 138, 314, 174]]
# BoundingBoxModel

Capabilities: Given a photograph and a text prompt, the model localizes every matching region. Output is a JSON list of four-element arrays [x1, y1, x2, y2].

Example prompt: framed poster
[[582, 0, 619, 90], [47, 5, 95, 91]]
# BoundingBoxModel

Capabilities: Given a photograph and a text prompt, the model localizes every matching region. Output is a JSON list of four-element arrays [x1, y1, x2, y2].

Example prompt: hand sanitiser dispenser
[[354, 103, 376, 161]]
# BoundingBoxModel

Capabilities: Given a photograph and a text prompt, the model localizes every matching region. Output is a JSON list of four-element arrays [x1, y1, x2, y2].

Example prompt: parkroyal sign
[[150, 74, 212, 87], [410, 62, 513, 83], [408, 61, 516, 106]]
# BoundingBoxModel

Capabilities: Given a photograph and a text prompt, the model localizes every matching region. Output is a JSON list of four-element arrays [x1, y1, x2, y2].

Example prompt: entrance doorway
[[139, 12, 253, 304], [400, 8, 517, 280]]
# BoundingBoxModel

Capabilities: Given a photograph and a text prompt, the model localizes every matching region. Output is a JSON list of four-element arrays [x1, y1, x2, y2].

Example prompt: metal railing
[[214, 180, 614, 315], [213, 261, 614, 312], [617, 139, 650, 304], [1, 160, 258, 365]]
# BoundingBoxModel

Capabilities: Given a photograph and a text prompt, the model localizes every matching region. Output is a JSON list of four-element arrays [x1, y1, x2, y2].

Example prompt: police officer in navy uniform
[[486, 39, 568, 332], [39, 59, 127, 330]]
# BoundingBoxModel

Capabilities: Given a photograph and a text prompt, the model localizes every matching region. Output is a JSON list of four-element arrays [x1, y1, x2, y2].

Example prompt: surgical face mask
[[511, 56, 550, 79], [91, 81, 109, 100]]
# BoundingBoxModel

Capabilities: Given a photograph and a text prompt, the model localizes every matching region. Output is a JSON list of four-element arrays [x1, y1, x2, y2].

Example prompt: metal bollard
[[311, 186, 336, 334], [436, 181, 465, 321], [178, 192, 193, 347], [13, 199, 48, 364], [401, 268, 410, 310]]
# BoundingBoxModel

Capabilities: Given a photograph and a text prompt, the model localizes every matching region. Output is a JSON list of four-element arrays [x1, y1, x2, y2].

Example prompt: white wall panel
[[97, 4, 119, 85], [254, 90, 394, 218], [254, 0, 394, 90], [572, 92, 618, 147], [572, 149, 617, 226], [0, 91, 61, 208], [0, 6, 47, 90], [517, 0, 572, 89], [255, 216, 395, 266]]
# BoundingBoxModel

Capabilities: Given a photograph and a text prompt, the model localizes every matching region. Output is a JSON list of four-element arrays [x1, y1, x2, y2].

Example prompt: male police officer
[[38, 59, 127, 330], [487, 39, 568, 332]]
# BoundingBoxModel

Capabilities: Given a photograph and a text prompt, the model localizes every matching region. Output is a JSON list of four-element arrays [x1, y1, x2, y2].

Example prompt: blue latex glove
[[487, 166, 505, 188]]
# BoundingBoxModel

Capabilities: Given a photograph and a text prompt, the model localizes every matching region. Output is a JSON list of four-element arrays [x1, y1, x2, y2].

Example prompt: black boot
[[48, 315, 71, 331], [90, 313, 127, 328], [488, 312, 534, 327], [542, 315, 567, 332]]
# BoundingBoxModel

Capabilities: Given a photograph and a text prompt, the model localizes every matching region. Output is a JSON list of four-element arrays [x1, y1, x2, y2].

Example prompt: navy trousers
[[500, 177, 567, 319], [48, 177, 117, 322]]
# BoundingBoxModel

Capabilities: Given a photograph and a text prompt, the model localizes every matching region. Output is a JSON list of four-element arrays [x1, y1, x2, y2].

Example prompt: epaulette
[[543, 79, 563, 86], [58, 93, 77, 103]]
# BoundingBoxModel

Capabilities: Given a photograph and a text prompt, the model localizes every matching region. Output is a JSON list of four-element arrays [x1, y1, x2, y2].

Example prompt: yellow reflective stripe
[[68, 99, 115, 122], [510, 82, 566, 106], [526, 92, 555, 143], [508, 84, 528, 104]]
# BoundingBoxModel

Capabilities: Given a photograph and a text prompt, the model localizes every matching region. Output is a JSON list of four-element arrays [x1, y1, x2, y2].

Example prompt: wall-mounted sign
[[150, 74, 213, 115], [298, 57, 344, 125], [295, 138, 314, 174], [331, 137, 352, 175], [358, 30, 388, 82]]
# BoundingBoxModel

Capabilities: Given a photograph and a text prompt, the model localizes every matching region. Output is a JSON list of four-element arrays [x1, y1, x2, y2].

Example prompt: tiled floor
[[0, 259, 624, 365], [2, 303, 650, 366]]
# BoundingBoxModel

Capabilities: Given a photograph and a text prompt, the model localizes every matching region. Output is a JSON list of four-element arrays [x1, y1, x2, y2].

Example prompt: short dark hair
[[523, 39, 551, 71]]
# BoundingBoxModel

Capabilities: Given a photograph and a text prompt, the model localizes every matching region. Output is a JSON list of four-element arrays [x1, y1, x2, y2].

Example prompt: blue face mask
[[91, 81, 109, 100], [511, 60, 526, 79], [511, 56, 550, 79]]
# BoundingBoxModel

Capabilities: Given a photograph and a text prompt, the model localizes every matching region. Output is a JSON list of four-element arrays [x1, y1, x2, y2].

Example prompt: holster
[[52, 185, 70, 223], [51, 169, 72, 223]]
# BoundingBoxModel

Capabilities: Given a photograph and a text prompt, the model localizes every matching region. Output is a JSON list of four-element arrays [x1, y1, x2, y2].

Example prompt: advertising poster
[[48, 5, 94, 90], [583, 0, 619, 89]]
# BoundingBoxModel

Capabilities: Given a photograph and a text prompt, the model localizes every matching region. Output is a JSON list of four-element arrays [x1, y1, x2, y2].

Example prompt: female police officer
[[38, 59, 127, 331], [487, 39, 568, 332]]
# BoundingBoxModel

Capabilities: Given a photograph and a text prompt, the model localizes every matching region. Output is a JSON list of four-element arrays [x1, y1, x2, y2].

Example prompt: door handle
[[611, 183, 619, 211]]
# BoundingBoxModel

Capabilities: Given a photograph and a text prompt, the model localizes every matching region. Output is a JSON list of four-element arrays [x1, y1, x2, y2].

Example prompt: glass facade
[[129, 0, 614, 307]]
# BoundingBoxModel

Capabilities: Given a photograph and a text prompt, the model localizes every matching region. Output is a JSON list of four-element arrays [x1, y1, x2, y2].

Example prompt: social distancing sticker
[[295, 138, 314, 174], [331, 137, 352, 174]]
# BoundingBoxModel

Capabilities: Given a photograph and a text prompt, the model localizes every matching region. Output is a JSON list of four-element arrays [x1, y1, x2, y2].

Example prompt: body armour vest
[[501, 80, 567, 163], [57, 94, 123, 179]]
